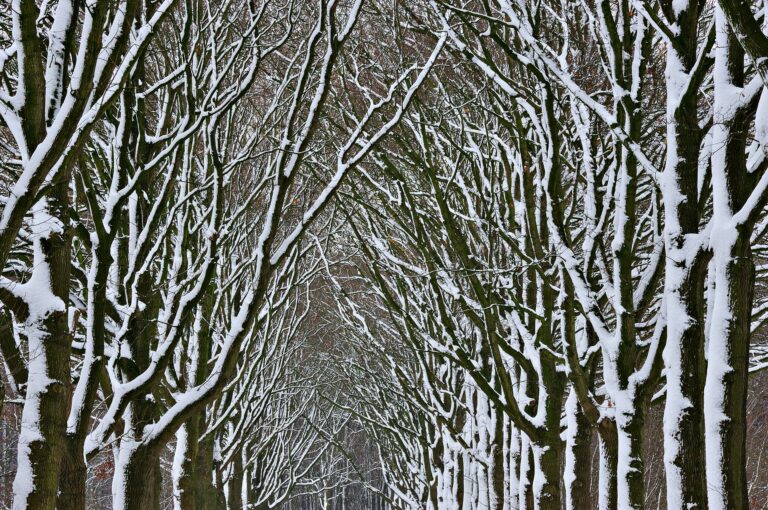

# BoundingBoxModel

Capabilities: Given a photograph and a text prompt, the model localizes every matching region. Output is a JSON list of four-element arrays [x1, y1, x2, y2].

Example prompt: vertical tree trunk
[[455, 447, 465, 508], [598, 422, 618, 510], [113, 443, 162, 510], [215, 459, 228, 510], [58, 237, 114, 510], [705, 212, 752, 510], [192, 432, 223, 509], [174, 423, 199, 510], [705, 10, 752, 510], [12, 299, 70, 510], [227, 452, 244, 510], [519, 432, 535, 508], [616, 399, 646, 509], [12, 178, 72, 510], [564, 390, 592, 510], [57, 438, 88, 510], [536, 354, 565, 510], [506, 421, 520, 510], [661, 2, 710, 508], [112, 270, 162, 510], [491, 406, 506, 510], [535, 439, 562, 510], [174, 298, 214, 510]]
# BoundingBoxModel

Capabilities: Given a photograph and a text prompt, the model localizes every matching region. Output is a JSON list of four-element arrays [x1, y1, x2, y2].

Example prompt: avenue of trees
[[1, 1, 768, 510]]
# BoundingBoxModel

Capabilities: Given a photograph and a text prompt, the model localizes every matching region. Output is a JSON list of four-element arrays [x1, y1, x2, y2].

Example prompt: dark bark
[[13, 153, 74, 510], [114, 271, 162, 509], [177, 296, 215, 510], [193, 432, 223, 510], [57, 234, 113, 510], [0, 310, 28, 392], [599, 422, 619, 510], [57, 439, 88, 510], [567, 400, 593, 510], [718, 0, 768, 87], [227, 452, 244, 510], [454, 448, 464, 508], [176, 421, 200, 510], [619, 402, 646, 509], [522, 445, 534, 510], [712, 233, 752, 510], [116, 445, 163, 510], [537, 359, 565, 510], [708, 21, 753, 509], [659, 2, 711, 507]]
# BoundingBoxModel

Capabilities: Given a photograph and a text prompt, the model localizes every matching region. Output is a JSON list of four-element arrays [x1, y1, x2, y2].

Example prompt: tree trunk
[[535, 439, 562, 510], [174, 423, 199, 510], [598, 422, 618, 510], [215, 460, 228, 510], [534, 359, 564, 510], [706, 232, 752, 509], [491, 406, 506, 510], [174, 299, 214, 510], [564, 390, 592, 510], [661, 2, 709, 508], [507, 421, 520, 510], [455, 447, 465, 508], [616, 399, 646, 509], [704, 11, 752, 509], [57, 438, 88, 510], [58, 238, 113, 510], [113, 443, 162, 510], [194, 432, 223, 509], [227, 451, 244, 510], [11, 186, 72, 510]]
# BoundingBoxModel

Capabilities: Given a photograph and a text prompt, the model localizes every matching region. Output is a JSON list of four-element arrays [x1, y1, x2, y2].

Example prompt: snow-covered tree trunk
[[490, 403, 505, 510], [601, 8, 650, 503], [560, 271, 602, 510], [704, 9, 759, 509], [109, 266, 167, 509], [173, 405, 218, 510], [517, 436, 534, 510], [173, 387, 218, 510], [174, 298, 215, 510], [534, 362, 565, 510], [718, 0, 768, 88], [112, 441, 163, 510], [173, 424, 196, 510], [658, 2, 710, 507], [11, 194, 71, 510], [506, 418, 520, 510], [597, 423, 618, 510], [564, 389, 592, 510], [5, 2, 82, 507], [194, 431, 222, 509], [0, 2, 175, 507]]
